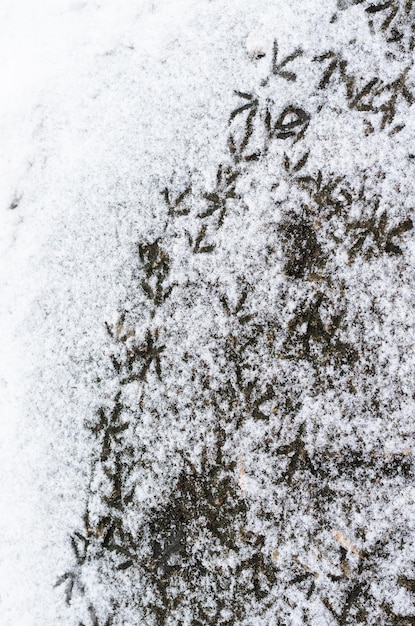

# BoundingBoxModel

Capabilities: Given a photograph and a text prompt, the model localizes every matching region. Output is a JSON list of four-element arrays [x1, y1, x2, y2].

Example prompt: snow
[[1, 0, 415, 624]]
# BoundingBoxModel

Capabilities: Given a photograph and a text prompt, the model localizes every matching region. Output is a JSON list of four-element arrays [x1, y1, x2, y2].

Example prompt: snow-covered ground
[[1, 1, 415, 624]]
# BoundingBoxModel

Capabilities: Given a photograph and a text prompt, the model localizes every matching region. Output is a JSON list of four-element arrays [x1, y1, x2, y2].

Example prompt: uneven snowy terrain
[[1, 1, 415, 625]]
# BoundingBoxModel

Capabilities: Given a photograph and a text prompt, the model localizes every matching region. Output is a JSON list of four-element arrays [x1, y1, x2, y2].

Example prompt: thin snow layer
[[1, 0, 415, 625]]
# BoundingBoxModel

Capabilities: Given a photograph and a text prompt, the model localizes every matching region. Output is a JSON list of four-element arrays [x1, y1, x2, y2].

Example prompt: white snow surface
[[1, 0, 415, 625]]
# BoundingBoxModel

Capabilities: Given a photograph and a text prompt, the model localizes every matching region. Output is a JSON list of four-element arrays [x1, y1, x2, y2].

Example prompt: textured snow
[[1, 0, 415, 625]]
